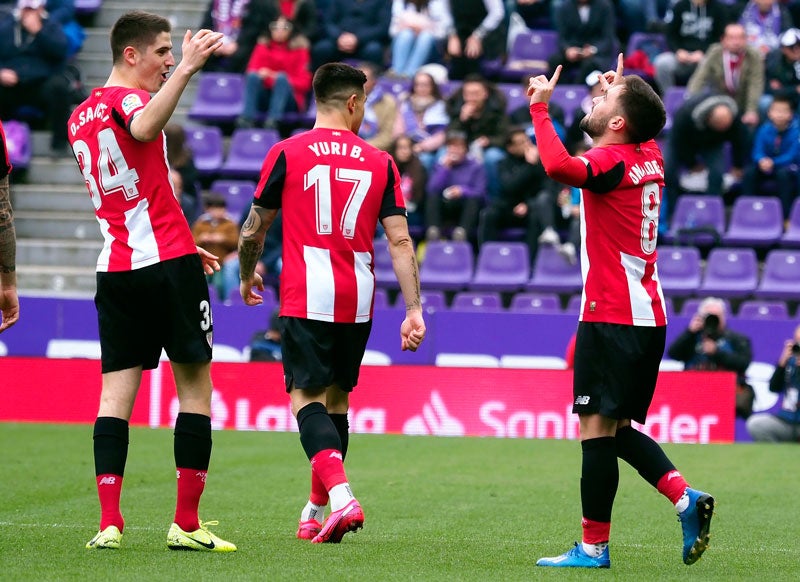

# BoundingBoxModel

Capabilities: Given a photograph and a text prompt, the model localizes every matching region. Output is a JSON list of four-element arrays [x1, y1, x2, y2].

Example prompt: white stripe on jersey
[[96, 218, 113, 272], [304, 245, 335, 322], [354, 251, 373, 323], [125, 198, 160, 269], [651, 263, 669, 325], [620, 252, 657, 326]]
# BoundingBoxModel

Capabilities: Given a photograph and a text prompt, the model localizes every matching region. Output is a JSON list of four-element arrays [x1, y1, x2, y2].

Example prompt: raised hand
[[527, 65, 561, 104]]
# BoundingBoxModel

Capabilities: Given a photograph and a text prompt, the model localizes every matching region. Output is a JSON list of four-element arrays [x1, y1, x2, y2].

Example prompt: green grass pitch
[[0, 423, 798, 581]]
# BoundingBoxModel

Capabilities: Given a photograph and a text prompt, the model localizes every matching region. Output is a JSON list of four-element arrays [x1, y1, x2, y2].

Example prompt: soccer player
[[68, 11, 236, 552], [528, 56, 715, 568], [239, 62, 426, 543], [0, 119, 19, 333]]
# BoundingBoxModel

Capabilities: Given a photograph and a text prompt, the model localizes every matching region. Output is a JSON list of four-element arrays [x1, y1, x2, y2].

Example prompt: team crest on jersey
[[206, 331, 213, 348], [121, 93, 144, 115]]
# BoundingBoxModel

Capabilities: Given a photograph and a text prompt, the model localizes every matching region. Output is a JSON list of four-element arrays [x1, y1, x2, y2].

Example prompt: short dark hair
[[111, 11, 171, 64], [617, 75, 666, 144], [313, 63, 367, 106]]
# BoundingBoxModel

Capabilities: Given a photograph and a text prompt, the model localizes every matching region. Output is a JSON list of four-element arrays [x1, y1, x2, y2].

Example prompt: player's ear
[[347, 93, 358, 113], [609, 115, 625, 132]]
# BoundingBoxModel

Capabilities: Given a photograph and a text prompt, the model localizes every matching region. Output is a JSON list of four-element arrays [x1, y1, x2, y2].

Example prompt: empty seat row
[[186, 126, 279, 180], [665, 195, 798, 248]]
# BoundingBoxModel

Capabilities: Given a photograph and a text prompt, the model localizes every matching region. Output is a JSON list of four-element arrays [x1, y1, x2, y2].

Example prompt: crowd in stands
[[8, 0, 800, 314]]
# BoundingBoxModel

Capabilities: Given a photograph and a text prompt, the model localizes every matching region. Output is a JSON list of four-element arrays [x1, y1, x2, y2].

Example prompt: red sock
[[174, 468, 206, 532], [656, 470, 689, 505], [581, 517, 611, 544], [310, 449, 347, 491], [310, 468, 330, 507], [96, 474, 124, 532]]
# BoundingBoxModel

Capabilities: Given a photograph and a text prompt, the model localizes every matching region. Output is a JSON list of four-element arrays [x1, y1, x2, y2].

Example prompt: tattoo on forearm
[[405, 254, 421, 310], [0, 176, 16, 274], [238, 207, 273, 280]]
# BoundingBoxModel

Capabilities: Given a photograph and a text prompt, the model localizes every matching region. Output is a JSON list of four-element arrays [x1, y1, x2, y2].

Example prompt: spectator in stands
[[446, 73, 508, 198], [762, 27, 800, 111], [746, 323, 800, 442], [653, 0, 730, 93], [737, 0, 794, 57], [248, 307, 284, 362], [388, 0, 452, 79], [357, 61, 397, 151], [617, 0, 672, 35], [667, 296, 754, 419], [394, 70, 449, 171], [548, 0, 618, 85], [164, 123, 202, 224], [389, 135, 427, 227], [425, 129, 486, 241], [235, 15, 312, 130], [565, 68, 604, 151], [477, 127, 557, 264], [663, 93, 749, 218], [311, 0, 391, 69], [192, 192, 240, 301], [740, 95, 800, 218], [0, 0, 71, 156], [515, 0, 552, 30], [686, 22, 764, 130], [446, 0, 506, 80]]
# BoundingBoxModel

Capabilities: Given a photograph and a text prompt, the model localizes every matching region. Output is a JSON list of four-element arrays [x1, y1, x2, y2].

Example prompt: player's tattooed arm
[[0, 175, 16, 277], [238, 205, 278, 281], [404, 253, 421, 311]]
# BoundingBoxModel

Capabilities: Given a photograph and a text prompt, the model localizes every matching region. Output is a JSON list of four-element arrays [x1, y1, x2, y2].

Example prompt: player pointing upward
[[529, 56, 715, 568]]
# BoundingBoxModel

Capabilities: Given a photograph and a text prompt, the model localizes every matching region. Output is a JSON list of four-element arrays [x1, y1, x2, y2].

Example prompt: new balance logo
[[98, 476, 117, 486], [329, 451, 343, 461], [575, 396, 590, 405], [666, 470, 681, 481]]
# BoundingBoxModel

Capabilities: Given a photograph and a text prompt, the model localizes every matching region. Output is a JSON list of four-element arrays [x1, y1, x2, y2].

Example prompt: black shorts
[[572, 322, 666, 424], [95, 254, 213, 373], [281, 317, 373, 393]]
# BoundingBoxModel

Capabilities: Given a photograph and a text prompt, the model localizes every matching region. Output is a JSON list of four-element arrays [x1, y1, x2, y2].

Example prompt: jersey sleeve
[[378, 157, 407, 220], [530, 102, 589, 187], [111, 89, 150, 132], [253, 148, 286, 209]]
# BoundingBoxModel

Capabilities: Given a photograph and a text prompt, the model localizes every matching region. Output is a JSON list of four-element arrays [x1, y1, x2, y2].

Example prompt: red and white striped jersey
[[0, 120, 11, 178], [254, 127, 406, 323], [576, 141, 667, 326], [68, 87, 196, 272]]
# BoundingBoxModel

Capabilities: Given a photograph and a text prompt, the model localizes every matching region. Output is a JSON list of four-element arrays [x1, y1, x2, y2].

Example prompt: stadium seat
[[662, 86, 686, 134], [498, 83, 530, 114], [625, 32, 668, 58], [551, 85, 589, 127], [780, 197, 800, 247], [208, 180, 256, 220], [526, 245, 583, 294], [657, 246, 702, 297], [75, 0, 103, 14], [188, 73, 245, 124], [420, 289, 447, 311], [220, 128, 279, 179], [470, 241, 531, 292], [420, 241, 474, 291], [565, 293, 583, 314], [754, 249, 800, 301], [497, 29, 558, 82], [450, 291, 503, 312], [680, 297, 732, 317], [373, 238, 399, 289], [508, 292, 561, 314], [737, 299, 789, 320], [2, 120, 31, 170], [722, 196, 783, 247], [662, 195, 725, 247], [698, 247, 759, 299], [185, 125, 224, 177]]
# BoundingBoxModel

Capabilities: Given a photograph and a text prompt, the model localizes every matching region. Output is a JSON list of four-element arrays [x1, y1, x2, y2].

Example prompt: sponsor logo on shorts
[[574, 395, 590, 405]]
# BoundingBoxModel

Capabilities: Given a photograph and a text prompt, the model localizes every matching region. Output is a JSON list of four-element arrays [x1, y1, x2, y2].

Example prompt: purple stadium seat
[[188, 73, 245, 124], [698, 247, 758, 299], [680, 297, 731, 317], [754, 249, 800, 301], [551, 85, 589, 127], [657, 246, 702, 297], [185, 125, 224, 177], [75, 0, 103, 13], [220, 128, 279, 179], [722, 196, 784, 247], [209, 180, 256, 219], [372, 238, 399, 289], [373, 287, 390, 309], [662, 86, 686, 134], [662, 195, 725, 246], [565, 293, 583, 314], [526, 245, 583, 294], [781, 197, 800, 247], [509, 292, 561, 314], [498, 84, 529, 114], [737, 299, 789, 320], [419, 241, 474, 291], [376, 76, 411, 98], [2, 120, 31, 170], [626, 32, 669, 57], [470, 242, 530, 292], [451, 291, 503, 312], [420, 290, 447, 311], [498, 29, 559, 82]]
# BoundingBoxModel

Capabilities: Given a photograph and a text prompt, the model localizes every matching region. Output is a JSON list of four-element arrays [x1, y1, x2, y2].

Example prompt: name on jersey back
[[69, 102, 110, 136], [307, 140, 365, 162], [627, 159, 664, 185]]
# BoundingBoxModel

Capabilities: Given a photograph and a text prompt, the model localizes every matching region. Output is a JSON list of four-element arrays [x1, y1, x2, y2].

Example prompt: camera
[[702, 314, 721, 339], [792, 343, 800, 355]]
